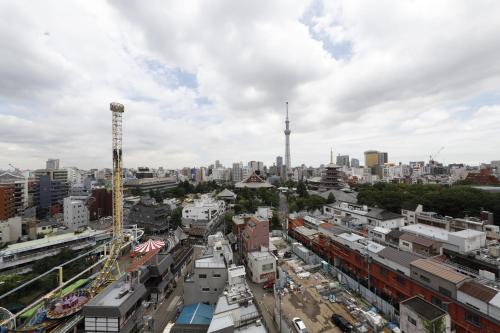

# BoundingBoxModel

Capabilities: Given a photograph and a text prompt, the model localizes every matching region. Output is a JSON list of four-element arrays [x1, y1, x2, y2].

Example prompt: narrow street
[[247, 280, 279, 333]]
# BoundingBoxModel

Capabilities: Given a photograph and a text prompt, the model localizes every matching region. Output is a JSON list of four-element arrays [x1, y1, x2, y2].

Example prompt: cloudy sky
[[1, 0, 500, 170]]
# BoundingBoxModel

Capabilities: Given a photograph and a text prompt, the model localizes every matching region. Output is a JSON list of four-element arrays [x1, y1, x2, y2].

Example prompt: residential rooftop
[[401, 296, 447, 322]]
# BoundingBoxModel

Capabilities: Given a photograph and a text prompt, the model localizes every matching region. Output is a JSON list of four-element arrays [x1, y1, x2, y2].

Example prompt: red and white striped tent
[[133, 239, 165, 253]]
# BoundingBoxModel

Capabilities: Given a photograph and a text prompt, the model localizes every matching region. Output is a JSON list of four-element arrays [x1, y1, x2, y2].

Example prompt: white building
[[64, 167, 84, 186], [247, 250, 276, 283], [401, 224, 486, 254], [63, 196, 90, 230], [323, 201, 405, 230], [0, 217, 22, 244], [182, 195, 225, 229]]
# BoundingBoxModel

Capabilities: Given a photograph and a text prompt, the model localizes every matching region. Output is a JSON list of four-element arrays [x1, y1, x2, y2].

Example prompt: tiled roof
[[400, 233, 438, 248], [411, 259, 468, 284], [459, 281, 498, 303], [377, 247, 421, 268]]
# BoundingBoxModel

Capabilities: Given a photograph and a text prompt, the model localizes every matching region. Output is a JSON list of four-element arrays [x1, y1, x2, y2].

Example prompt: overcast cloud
[[1, 0, 500, 170]]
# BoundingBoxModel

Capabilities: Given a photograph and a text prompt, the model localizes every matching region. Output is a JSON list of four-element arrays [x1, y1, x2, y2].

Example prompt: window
[[431, 296, 443, 308], [402, 241, 410, 247], [465, 311, 481, 327], [438, 286, 452, 298], [201, 288, 210, 292], [396, 274, 406, 285], [213, 273, 221, 278], [408, 316, 417, 326], [419, 275, 430, 283], [379, 266, 388, 276], [198, 274, 207, 279], [262, 263, 274, 271]]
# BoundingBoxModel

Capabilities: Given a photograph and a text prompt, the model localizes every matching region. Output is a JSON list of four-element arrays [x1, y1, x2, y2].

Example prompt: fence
[[329, 265, 399, 322]]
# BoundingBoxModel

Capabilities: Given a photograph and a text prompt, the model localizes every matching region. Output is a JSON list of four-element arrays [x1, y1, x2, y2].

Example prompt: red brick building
[[0, 184, 16, 220]]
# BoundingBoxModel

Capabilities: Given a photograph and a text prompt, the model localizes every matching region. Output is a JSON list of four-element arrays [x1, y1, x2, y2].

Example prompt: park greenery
[[233, 187, 279, 214], [356, 183, 500, 224], [286, 181, 335, 213]]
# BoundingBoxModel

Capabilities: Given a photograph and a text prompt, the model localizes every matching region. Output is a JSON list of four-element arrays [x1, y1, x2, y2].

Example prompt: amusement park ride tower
[[88, 102, 125, 296]]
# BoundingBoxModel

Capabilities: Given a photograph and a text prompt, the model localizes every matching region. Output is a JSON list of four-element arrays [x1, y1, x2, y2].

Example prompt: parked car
[[292, 317, 308, 333], [331, 314, 353, 333]]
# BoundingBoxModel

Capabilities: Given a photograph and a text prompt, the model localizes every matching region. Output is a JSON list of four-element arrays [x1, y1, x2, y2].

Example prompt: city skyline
[[2, 1, 500, 169]]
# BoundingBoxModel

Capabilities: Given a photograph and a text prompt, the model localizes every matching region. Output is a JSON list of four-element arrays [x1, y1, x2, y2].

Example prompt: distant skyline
[[1, 1, 500, 170]]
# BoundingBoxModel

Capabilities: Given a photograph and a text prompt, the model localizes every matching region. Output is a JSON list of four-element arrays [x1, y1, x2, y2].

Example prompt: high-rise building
[[276, 156, 283, 176], [336, 155, 350, 167], [364, 150, 380, 168], [351, 158, 360, 168], [215, 160, 222, 168], [284, 102, 291, 180], [378, 152, 388, 165], [46, 158, 60, 170], [232, 163, 243, 182], [0, 184, 15, 220]]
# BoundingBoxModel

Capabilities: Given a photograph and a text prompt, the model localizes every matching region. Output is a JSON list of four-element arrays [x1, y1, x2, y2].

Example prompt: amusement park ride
[[0, 103, 130, 332]]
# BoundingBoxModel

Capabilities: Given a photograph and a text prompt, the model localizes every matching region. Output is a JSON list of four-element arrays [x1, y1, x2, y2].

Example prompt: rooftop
[[401, 224, 450, 242], [0, 229, 106, 255], [451, 229, 485, 238], [377, 247, 422, 269], [458, 281, 498, 303], [400, 233, 439, 248], [372, 227, 391, 235], [294, 226, 319, 238], [176, 303, 214, 325], [338, 232, 365, 243], [411, 259, 468, 284], [401, 296, 447, 322]]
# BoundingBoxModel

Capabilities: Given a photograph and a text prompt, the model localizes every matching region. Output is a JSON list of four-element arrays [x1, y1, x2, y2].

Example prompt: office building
[[364, 150, 380, 168], [351, 158, 360, 168], [336, 155, 350, 167], [378, 152, 388, 164], [63, 196, 90, 230], [124, 177, 177, 193], [182, 195, 225, 234], [46, 158, 60, 170], [276, 156, 283, 176], [232, 163, 243, 182], [0, 184, 15, 220]]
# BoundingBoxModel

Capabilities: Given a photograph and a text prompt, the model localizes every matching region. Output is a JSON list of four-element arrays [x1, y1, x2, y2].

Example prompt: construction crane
[[88, 102, 125, 296], [429, 146, 444, 165]]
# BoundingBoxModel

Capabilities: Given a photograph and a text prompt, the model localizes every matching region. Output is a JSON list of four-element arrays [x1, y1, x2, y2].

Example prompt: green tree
[[296, 181, 309, 197], [327, 192, 336, 204], [170, 207, 183, 227], [423, 317, 446, 333]]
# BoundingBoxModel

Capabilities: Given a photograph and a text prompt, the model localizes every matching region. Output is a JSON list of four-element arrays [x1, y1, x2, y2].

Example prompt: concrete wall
[[184, 266, 227, 306]]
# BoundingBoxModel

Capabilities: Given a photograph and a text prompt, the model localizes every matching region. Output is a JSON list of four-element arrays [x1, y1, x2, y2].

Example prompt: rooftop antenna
[[330, 148, 333, 164]]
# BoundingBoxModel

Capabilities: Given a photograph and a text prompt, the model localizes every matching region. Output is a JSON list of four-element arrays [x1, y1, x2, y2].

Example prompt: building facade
[[63, 196, 90, 230]]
